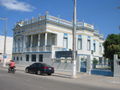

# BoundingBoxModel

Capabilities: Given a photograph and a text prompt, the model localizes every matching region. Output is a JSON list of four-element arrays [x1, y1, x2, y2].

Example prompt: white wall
[[0, 35, 13, 61], [46, 23, 104, 58], [0, 36, 4, 53]]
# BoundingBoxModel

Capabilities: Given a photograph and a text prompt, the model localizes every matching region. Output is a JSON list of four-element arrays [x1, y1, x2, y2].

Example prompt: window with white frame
[[63, 33, 68, 49], [78, 35, 82, 50], [17, 56, 19, 61], [63, 37, 68, 48], [13, 57, 15, 61], [32, 54, 36, 62], [26, 55, 29, 61], [87, 39, 91, 51], [99, 43, 102, 53], [93, 40, 96, 52]]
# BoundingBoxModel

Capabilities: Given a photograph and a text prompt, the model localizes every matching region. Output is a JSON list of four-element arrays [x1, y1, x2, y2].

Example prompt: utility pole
[[117, 7, 120, 34], [72, 0, 77, 78], [0, 17, 7, 67]]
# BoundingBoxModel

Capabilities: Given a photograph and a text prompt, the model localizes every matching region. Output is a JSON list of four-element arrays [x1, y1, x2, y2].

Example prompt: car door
[[32, 63, 37, 73], [33, 63, 39, 73], [28, 65, 33, 72], [29, 64, 35, 73], [35, 63, 41, 72]]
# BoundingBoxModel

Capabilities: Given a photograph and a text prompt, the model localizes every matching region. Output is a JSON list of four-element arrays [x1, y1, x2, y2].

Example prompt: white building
[[0, 35, 13, 62], [12, 12, 104, 66]]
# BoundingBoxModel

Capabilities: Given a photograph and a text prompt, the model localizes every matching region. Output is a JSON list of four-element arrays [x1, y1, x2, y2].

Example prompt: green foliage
[[104, 34, 120, 71], [104, 34, 120, 60], [93, 58, 98, 69], [93, 58, 98, 65]]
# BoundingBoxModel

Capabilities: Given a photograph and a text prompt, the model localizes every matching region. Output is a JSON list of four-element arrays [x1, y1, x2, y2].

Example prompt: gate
[[91, 59, 113, 76], [80, 56, 87, 72], [91, 69, 113, 76], [79, 55, 113, 76]]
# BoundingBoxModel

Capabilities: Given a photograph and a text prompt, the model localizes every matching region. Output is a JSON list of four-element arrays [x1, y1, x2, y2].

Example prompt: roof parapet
[[15, 13, 94, 30]]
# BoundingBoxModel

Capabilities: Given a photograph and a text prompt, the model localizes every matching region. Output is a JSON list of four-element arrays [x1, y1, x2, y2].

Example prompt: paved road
[[0, 69, 119, 90]]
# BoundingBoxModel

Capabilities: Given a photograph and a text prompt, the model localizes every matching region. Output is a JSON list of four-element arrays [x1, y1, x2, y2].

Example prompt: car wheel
[[25, 68, 29, 73], [37, 70, 41, 75], [48, 73, 52, 75]]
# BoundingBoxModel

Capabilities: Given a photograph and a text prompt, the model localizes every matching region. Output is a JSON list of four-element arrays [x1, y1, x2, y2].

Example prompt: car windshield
[[42, 63, 51, 67]]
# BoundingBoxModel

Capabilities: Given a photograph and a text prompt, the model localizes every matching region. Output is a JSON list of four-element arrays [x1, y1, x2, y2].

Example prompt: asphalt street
[[0, 69, 119, 90]]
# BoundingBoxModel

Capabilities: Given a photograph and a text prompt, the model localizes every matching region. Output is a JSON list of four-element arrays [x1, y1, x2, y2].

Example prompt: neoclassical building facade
[[12, 12, 104, 65]]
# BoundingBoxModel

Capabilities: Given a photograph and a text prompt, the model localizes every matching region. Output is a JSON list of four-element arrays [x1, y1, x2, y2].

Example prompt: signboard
[[56, 51, 72, 58], [55, 51, 77, 58], [3, 54, 7, 59]]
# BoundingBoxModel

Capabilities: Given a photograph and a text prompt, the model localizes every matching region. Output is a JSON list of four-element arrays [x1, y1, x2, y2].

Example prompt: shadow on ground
[[52, 73, 71, 79]]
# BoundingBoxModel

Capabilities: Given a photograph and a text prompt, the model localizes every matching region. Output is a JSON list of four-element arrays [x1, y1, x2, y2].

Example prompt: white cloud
[[0, 0, 35, 12]]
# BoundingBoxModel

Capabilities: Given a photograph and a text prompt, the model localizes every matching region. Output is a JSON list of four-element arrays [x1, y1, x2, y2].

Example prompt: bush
[[93, 58, 98, 69], [93, 58, 98, 65]]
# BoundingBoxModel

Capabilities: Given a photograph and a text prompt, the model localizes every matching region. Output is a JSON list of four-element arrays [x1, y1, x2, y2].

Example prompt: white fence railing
[[23, 46, 64, 52]]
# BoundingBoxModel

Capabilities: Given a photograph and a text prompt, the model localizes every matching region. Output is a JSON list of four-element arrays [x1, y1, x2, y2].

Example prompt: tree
[[104, 34, 120, 59], [104, 34, 120, 71]]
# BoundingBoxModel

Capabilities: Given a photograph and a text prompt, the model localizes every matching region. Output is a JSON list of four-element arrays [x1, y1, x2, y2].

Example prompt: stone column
[[36, 54, 39, 62], [44, 33, 48, 51], [114, 54, 120, 77], [76, 56, 81, 72], [38, 34, 40, 51], [86, 55, 93, 75], [30, 35, 33, 51], [22, 53, 26, 64], [15, 39, 18, 52], [13, 38, 16, 53], [23, 36, 26, 52], [29, 54, 32, 63]]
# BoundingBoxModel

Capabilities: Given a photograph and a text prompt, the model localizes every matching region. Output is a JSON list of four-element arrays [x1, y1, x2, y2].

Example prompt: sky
[[0, 0, 120, 38]]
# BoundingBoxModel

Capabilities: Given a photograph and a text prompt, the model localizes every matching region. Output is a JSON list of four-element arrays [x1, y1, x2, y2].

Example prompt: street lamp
[[72, 0, 77, 78], [0, 17, 7, 67]]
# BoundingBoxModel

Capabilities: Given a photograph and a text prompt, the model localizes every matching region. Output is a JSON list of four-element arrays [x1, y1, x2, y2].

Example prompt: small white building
[[0, 35, 13, 62], [12, 12, 104, 66]]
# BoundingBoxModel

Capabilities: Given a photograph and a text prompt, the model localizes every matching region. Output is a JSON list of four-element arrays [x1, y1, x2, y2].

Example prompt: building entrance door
[[80, 56, 87, 72]]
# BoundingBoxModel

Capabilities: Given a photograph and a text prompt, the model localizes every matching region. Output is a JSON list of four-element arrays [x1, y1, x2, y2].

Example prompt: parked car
[[25, 63, 54, 75]]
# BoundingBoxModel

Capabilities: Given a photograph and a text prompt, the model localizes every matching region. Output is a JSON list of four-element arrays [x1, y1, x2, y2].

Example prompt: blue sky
[[0, 0, 120, 38]]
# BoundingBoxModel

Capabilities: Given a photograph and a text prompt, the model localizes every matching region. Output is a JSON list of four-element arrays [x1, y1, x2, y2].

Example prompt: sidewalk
[[12, 64, 120, 83], [1, 63, 120, 89], [16, 64, 120, 88]]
